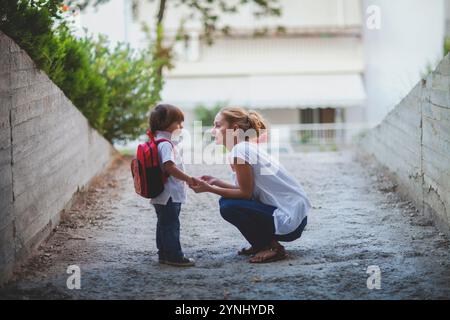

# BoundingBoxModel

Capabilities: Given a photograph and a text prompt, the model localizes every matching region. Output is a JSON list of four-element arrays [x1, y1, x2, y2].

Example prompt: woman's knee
[[219, 198, 234, 210], [219, 198, 239, 221]]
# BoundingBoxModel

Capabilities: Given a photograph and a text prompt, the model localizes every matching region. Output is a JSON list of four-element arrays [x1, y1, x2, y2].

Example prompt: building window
[[300, 109, 314, 124], [320, 108, 336, 123], [299, 108, 344, 124]]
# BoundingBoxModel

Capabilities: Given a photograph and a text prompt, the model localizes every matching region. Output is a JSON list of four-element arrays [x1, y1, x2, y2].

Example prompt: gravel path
[[1, 152, 449, 300]]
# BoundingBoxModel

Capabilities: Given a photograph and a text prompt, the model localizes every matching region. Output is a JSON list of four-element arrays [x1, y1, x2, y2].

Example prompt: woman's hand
[[200, 175, 218, 186], [189, 178, 213, 193], [189, 163, 253, 199]]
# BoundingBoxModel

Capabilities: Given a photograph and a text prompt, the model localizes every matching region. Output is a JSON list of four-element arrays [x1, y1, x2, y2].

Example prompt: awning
[[161, 74, 366, 109]]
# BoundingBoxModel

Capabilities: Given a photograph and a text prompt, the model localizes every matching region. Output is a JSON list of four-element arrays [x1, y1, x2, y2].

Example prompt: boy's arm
[[158, 141, 193, 186], [163, 161, 193, 186]]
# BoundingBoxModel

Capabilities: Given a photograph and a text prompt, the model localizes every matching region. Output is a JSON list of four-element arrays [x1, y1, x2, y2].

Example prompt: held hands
[[188, 176, 215, 193], [186, 176, 197, 187], [199, 175, 218, 186], [185, 176, 203, 188]]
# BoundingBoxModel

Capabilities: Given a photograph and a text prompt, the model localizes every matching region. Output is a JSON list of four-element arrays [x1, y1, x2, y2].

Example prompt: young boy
[[149, 104, 195, 267]]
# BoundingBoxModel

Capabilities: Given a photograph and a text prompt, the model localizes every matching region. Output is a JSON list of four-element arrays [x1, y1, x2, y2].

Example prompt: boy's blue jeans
[[219, 197, 307, 250], [153, 198, 183, 261]]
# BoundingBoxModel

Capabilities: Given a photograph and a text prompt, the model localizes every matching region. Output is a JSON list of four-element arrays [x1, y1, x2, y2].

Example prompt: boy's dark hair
[[149, 104, 184, 133]]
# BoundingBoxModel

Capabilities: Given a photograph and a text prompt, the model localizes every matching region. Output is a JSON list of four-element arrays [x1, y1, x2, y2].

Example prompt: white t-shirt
[[150, 131, 187, 205], [229, 141, 311, 235]]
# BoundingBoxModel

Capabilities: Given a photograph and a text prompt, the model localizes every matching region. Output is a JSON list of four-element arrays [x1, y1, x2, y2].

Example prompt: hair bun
[[219, 107, 268, 138], [247, 110, 267, 132]]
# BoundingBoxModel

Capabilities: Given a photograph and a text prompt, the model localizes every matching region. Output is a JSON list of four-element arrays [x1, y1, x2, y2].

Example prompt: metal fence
[[271, 122, 374, 152], [116, 122, 375, 155], [198, 122, 374, 153]]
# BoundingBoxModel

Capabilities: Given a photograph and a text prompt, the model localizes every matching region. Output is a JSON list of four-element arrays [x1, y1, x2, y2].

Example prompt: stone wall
[[0, 31, 116, 285], [361, 54, 450, 235]]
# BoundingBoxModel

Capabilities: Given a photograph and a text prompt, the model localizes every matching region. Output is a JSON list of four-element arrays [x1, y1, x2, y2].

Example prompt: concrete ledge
[[360, 54, 450, 236], [0, 31, 117, 285]]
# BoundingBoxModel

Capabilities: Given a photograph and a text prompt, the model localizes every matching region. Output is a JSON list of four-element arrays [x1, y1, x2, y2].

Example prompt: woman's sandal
[[238, 246, 259, 256], [249, 247, 288, 264]]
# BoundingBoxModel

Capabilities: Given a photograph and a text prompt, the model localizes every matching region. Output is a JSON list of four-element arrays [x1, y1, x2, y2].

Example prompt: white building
[[362, 0, 448, 125], [154, 0, 365, 129], [78, 0, 365, 129], [77, 0, 449, 146]]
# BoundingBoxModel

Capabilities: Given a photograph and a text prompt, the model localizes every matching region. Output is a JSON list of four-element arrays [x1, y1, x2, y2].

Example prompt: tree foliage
[[445, 37, 450, 57], [68, 0, 282, 103], [194, 103, 223, 125], [0, 0, 160, 143], [83, 35, 160, 141], [0, 0, 282, 143]]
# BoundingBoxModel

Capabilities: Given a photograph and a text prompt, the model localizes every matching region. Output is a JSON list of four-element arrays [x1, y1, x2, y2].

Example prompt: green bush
[[83, 36, 158, 142], [56, 27, 109, 131], [0, 0, 65, 77], [0, 0, 159, 143], [445, 37, 450, 57], [194, 104, 223, 126]]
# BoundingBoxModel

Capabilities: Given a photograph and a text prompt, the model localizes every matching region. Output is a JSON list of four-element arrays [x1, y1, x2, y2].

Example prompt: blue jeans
[[153, 198, 183, 260], [219, 197, 307, 250]]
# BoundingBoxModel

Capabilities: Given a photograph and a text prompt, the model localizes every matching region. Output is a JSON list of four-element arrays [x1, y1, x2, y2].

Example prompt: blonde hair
[[219, 107, 267, 138]]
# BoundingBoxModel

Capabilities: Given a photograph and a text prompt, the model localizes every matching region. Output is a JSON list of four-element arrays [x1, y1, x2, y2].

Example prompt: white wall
[[255, 109, 300, 125], [167, 37, 363, 77], [446, 0, 450, 35], [76, 0, 133, 46], [363, 0, 446, 125]]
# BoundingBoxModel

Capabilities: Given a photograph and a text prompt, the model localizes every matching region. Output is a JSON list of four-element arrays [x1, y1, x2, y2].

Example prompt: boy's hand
[[190, 179, 212, 194], [192, 177, 202, 184], [186, 176, 198, 187]]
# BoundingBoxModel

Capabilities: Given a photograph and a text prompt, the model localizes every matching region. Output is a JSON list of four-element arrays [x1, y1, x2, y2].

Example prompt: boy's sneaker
[[160, 256, 195, 267]]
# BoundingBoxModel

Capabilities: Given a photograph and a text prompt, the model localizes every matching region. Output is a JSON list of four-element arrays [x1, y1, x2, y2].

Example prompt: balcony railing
[[115, 122, 375, 155], [271, 122, 374, 152], [198, 122, 374, 153]]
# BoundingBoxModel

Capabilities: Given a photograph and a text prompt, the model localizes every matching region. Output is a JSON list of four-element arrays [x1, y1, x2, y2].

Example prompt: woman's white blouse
[[229, 141, 311, 235]]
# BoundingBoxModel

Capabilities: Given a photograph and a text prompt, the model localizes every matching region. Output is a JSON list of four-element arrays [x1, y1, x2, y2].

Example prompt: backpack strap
[[146, 130, 174, 147], [152, 138, 175, 182], [154, 138, 174, 147], [146, 130, 155, 141]]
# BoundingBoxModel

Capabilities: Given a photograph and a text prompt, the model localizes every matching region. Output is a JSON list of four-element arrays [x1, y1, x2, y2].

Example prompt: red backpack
[[130, 131, 172, 199]]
